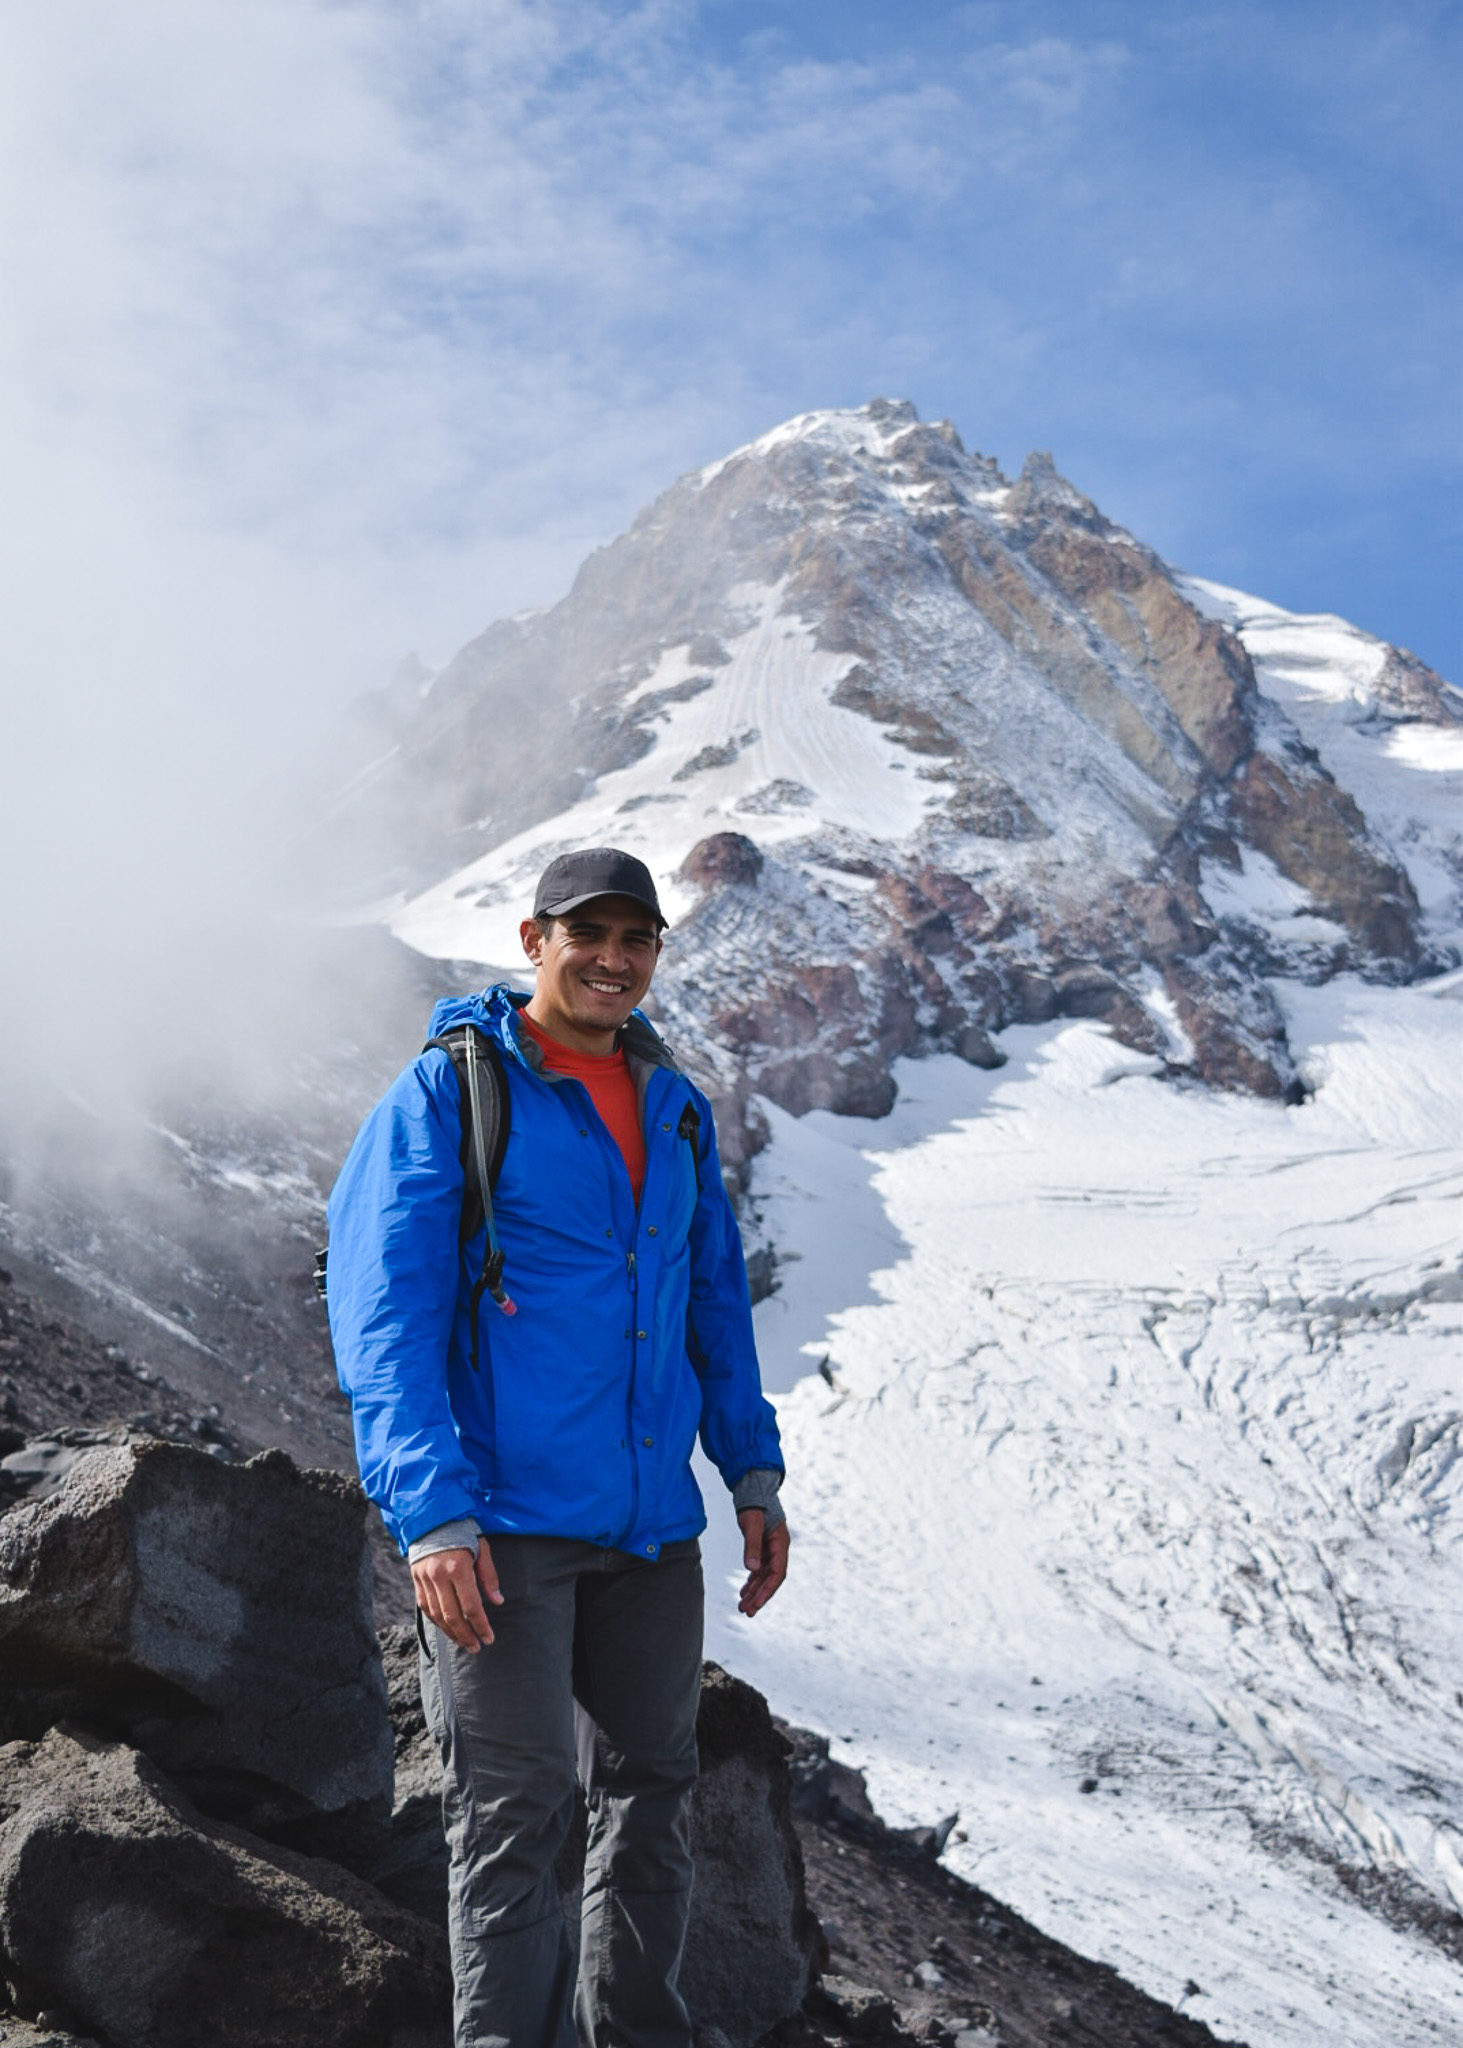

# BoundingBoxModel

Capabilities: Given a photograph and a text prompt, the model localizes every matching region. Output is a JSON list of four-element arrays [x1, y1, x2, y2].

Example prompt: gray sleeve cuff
[[732, 1467, 786, 1532], [407, 1517, 483, 1564]]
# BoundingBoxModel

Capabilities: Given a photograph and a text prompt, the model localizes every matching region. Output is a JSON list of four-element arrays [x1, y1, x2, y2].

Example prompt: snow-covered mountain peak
[[315, 400, 1458, 1146], [689, 399, 1010, 534], [695, 396, 952, 482]]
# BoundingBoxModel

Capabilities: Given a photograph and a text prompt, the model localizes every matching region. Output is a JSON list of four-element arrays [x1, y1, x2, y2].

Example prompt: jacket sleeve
[[684, 1091, 784, 1489], [325, 1051, 487, 1551]]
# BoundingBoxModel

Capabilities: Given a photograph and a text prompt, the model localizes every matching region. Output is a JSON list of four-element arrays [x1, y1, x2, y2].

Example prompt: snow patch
[[692, 403, 922, 488], [1182, 575, 1462, 953], [1200, 846, 1349, 946], [388, 585, 934, 965]]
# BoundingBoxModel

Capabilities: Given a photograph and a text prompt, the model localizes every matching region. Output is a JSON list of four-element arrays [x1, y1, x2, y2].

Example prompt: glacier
[[708, 975, 1460, 2047], [686, 581, 1462, 2046]]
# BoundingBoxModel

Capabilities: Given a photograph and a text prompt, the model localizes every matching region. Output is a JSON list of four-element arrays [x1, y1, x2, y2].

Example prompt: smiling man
[[325, 847, 788, 2048]]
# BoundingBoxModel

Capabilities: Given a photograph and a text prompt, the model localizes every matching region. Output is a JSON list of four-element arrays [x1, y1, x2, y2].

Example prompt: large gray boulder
[[0, 1441, 392, 1850], [0, 1725, 450, 2047]]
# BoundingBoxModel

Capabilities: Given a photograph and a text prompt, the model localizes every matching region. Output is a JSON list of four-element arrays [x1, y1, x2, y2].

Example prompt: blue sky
[[4, 2, 1456, 690], [0, 0, 1457, 1028]]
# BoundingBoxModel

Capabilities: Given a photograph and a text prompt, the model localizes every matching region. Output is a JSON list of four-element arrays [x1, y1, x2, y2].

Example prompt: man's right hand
[[410, 1541, 504, 1651]]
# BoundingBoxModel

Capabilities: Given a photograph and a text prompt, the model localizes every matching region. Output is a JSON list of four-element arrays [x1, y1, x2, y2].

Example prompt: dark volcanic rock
[[0, 1725, 449, 2048], [682, 831, 766, 889], [0, 1438, 392, 1853], [788, 1798, 1239, 2048], [364, 1623, 447, 1926], [683, 1665, 822, 2044]]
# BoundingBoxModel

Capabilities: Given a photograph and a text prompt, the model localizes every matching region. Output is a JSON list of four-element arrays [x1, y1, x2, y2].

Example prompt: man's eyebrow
[[564, 917, 659, 941]]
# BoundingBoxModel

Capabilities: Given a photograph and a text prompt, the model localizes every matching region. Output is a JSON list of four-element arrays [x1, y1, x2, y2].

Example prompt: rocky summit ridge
[[318, 399, 1458, 1160]]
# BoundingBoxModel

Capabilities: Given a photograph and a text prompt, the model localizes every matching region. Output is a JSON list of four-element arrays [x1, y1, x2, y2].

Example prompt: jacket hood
[[427, 985, 520, 1044]]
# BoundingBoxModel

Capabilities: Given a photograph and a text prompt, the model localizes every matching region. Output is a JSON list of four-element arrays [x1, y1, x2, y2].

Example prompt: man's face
[[520, 894, 663, 1051]]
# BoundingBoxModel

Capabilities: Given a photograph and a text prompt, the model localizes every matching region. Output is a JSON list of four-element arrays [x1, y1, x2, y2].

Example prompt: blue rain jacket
[[326, 986, 783, 1556]]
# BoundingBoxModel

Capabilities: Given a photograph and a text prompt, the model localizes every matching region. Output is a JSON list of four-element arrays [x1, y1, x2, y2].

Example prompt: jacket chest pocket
[[646, 1101, 700, 1249]]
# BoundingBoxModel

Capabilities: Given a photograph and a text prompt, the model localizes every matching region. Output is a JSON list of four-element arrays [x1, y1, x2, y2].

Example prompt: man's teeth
[[586, 980, 626, 993]]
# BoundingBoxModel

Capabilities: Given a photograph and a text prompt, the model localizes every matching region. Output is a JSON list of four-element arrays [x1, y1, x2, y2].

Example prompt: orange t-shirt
[[519, 1011, 647, 1204]]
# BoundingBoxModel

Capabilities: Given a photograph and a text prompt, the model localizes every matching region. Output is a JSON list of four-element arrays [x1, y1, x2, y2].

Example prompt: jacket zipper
[[625, 1246, 640, 1541]]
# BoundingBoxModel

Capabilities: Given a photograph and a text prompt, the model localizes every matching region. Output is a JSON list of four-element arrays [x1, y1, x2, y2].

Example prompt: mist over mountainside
[[2, 402, 1459, 2047]]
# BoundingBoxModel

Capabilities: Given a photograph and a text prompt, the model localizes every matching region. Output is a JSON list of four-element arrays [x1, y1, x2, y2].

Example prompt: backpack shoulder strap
[[423, 1025, 516, 1359], [315, 1025, 513, 1318], [423, 1027, 510, 1225]]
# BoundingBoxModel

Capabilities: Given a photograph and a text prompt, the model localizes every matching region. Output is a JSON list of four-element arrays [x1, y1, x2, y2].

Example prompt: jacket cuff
[[406, 1516, 484, 1564], [732, 1467, 785, 1532]]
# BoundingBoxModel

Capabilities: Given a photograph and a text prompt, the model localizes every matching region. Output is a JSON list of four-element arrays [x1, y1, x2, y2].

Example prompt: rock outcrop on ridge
[[314, 400, 1458, 1141]]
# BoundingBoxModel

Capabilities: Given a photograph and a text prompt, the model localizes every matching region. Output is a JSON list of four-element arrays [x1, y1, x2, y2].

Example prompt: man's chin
[[575, 997, 635, 1031]]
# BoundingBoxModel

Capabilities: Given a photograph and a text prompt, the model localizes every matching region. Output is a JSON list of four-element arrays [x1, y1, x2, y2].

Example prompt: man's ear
[[520, 918, 544, 965]]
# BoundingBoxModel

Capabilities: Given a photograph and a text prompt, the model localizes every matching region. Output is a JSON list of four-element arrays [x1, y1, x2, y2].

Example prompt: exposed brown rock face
[[830, 666, 959, 757], [681, 830, 766, 889], [1229, 751, 1420, 966], [1004, 452, 1258, 780], [1373, 644, 1462, 725], [1161, 956, 1298, 1101]]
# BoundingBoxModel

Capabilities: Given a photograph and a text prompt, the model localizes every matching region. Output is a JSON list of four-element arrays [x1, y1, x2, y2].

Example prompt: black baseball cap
[[532, 847, 667, 928]]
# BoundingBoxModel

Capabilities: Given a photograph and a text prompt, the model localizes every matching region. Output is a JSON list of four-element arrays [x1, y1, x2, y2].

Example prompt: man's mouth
[[583, 979, 629, 996]]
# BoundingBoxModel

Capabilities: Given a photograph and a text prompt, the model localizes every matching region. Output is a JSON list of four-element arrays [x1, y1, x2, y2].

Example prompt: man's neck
[[522, 996, 618, 1058]]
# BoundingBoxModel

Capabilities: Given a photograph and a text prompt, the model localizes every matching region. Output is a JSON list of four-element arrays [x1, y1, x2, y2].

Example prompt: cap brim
[[537, 888, 668, 929]]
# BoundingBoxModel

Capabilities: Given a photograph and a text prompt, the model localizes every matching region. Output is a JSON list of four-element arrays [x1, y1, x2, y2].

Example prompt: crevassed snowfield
[[705, 588, 1462, 2046], [707, 981, 1462, 2048]]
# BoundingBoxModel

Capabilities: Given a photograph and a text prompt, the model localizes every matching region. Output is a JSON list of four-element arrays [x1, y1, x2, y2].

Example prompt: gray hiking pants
[[417, 1534, 704, 2048]]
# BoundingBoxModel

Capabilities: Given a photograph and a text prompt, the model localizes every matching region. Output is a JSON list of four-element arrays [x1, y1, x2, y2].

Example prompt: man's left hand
[[736, 1508, 789, 1616]]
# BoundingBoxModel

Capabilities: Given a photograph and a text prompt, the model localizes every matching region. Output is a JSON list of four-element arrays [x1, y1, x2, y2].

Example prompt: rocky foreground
[[0, 1276, 1235, 2048]]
